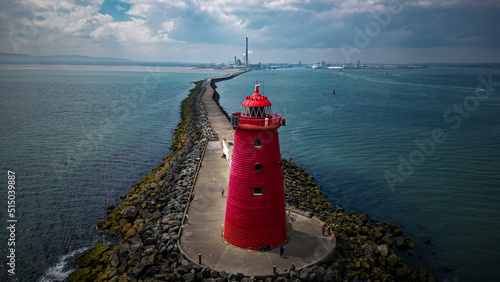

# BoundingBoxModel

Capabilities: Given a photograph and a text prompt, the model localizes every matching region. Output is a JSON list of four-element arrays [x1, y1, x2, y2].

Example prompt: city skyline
[[1, 1, 499, 64]]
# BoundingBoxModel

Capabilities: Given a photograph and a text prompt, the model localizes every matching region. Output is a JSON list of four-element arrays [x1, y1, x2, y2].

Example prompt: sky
[[0, 0, 499, 64]]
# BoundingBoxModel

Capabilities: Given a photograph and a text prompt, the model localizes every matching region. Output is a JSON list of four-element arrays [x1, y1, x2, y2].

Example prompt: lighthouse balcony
[[230, 112, 284, 130]]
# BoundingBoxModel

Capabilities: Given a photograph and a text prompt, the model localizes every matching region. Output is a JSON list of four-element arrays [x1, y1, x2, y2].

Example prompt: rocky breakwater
[[282, 159, 435, 281], [67, 80, 218, 281]]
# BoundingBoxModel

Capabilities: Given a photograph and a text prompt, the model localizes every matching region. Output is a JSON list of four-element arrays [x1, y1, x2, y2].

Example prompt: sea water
[[216, 67, 500, 281], [0, 65, 236, 281]]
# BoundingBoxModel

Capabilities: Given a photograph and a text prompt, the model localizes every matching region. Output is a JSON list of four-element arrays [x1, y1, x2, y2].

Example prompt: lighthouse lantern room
[[224, 85, 287, 249]]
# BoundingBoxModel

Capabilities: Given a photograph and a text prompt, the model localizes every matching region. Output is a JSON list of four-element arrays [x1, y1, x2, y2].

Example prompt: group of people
[[321, 222, 332, 236]]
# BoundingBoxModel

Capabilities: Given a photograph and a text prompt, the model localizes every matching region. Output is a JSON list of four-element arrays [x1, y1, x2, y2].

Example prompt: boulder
[[201, 266, 211, 278], [117, 262, 127, 274], [363, 244, 375, 259], [183, 273, 195, 282], [76, 244, 110, 268], [110, 251, 119, 267], [381, 234, 393, 245], [308, 273, 318, 282], [387, 253, 399, 267], [314, 266, 326, 279], [146, 265, 161, 276], [219, 270, 228, 280], [377, 244, 389, 257], [121, 207, 138, 219], [125, 228, 137, 239], [299, 268, 310, 280], [143, 237, 157, 246], [131, 258, 148, 277], [108, 225, 123, 237], [393, 228, 403, 237], [396, 264, 412, 279], [234, 272, 244, 280], [395, 236, 407, 250], [66, 268, 90, 282]]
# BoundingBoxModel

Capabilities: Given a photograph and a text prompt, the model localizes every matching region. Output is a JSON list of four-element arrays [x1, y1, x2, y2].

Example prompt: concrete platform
[[178, 78, 336, 276]]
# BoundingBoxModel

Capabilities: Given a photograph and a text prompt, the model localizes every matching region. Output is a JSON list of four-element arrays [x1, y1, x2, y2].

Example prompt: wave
[[37, 247, 89, 282]]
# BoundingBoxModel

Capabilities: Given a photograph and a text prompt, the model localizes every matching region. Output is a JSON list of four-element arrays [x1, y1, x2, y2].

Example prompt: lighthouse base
[[178, 142, 335, 276], [223, 221, 287, 250], [180, 207, 336, 276]]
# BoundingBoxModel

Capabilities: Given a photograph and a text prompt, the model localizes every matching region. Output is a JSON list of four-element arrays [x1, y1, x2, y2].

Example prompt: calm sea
[[0, 65, 498, 281], [216, 67, 500, 281], [0, 65, 237, 281]]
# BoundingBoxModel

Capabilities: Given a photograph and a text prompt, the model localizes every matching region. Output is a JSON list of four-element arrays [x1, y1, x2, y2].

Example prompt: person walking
[[221, 188, 225, 197], [289, 264, 296, 277], [185, 214, 189, 224], [279, 246, 284, 257]]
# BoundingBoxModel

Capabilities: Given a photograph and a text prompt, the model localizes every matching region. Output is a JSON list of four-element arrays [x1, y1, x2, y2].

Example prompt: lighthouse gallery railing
[[231, 112, 283, 130]]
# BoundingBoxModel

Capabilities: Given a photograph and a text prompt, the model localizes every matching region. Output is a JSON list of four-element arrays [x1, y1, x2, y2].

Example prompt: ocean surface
[[216, 67, 500, 281], [0, 65, 237, 281], [0, 65, 498, 281]]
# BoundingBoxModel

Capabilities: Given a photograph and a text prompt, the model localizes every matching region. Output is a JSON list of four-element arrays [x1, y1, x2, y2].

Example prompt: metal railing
[[231, 112, 283, 130]]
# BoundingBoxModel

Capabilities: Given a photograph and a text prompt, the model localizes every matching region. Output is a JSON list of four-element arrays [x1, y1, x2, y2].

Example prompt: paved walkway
[[201, 79, 235, 143], [178, 78, 336, 276]]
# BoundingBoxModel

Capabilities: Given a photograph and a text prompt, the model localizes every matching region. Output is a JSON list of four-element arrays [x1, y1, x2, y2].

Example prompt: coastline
[[67, 72, 435, 282]]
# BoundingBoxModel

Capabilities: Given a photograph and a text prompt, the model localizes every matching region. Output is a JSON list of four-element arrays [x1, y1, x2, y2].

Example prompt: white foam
[[38, 247, 89, 282]]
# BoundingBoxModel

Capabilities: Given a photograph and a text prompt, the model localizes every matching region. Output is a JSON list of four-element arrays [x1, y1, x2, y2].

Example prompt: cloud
[[0, 0, 499, 63]]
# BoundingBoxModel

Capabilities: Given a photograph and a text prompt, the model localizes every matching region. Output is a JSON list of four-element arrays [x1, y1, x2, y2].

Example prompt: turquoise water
[[0, 66, 235, 281], [216, 67, 500, 281]]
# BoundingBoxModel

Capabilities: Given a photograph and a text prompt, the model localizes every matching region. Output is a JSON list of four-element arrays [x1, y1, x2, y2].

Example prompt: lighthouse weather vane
[[255, 78, 265, 95]]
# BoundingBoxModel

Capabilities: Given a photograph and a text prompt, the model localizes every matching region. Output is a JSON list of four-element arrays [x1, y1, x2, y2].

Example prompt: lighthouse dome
[[241, 85, 272, 117]]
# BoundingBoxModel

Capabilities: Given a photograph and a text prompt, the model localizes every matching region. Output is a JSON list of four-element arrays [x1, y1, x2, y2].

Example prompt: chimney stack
[[245, 37, 248, 68]]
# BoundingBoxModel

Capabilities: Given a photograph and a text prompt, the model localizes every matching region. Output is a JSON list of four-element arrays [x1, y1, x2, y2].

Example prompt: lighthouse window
[[254, 163, 263, 172], [254, 139, 261, 147], [253, 188, 263, 196]]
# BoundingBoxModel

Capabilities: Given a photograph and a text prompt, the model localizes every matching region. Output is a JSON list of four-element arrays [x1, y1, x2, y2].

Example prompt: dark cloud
[[374, 4, 500, 49], [1, 0, 499, 63]]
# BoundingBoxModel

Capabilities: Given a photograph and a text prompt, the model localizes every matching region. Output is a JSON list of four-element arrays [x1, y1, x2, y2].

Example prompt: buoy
[[332, 90, 336, 94]]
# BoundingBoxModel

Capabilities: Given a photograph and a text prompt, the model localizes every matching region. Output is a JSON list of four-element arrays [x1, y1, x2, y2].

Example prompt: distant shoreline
[[0, 63, 244, 73]]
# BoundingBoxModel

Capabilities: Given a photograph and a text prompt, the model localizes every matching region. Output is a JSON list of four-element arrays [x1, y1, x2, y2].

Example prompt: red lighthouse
[[224, 85, 287, 249]]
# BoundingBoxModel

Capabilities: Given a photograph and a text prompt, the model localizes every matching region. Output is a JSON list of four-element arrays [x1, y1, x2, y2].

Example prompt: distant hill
[[0, 53, 138, 65], [0, 53, 201, 67]]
